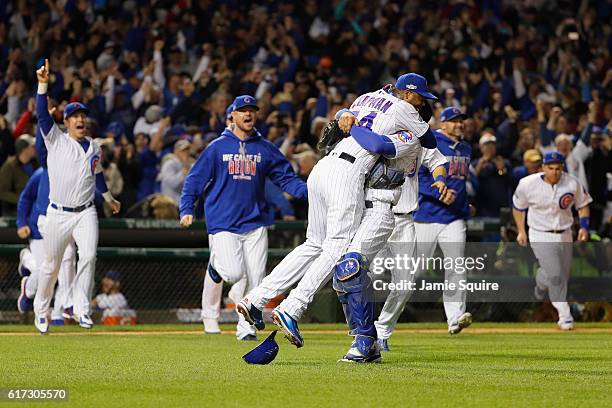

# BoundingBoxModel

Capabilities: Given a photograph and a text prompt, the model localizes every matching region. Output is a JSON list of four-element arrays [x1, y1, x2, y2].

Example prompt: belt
[[51, 201, 94, 213], [393, 212, 414, 216], [365, 200, 392, 209], [339, 152, 356, 164], [533, 228, 567, 234]]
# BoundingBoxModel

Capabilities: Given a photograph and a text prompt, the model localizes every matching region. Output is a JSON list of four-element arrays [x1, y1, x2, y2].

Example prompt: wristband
[[37, 83, 48, 94], [579, 217, 589, 230], [102, 191, 114, 203], [435, 175, 446, 183], [334, 108, 351, 120]]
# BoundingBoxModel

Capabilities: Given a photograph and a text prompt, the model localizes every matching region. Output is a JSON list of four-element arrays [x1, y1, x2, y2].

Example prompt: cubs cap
[[440, 106, 468, 122], [394, 73, 438, 100], [479, 134, 497, 145], [523, 149, 542, 163], [104, 271, 122, 281], [543, 151, 565, 165], [242, 330, 280, 365], [226, 103, 234, 120], [64, 102, 89, 119], [232, 95, 259, 111]]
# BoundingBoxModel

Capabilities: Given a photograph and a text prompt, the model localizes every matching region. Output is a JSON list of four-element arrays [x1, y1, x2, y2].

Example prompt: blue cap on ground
[[543, 151, 566, 165], [233, 95, 259, 111], [440, 106, 468, 122], [242, 330, 280, 365], [394, 73, 438, 100], [64, 102, 90, 119]]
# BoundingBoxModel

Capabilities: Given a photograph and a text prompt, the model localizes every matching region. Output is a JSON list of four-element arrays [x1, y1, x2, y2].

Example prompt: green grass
[[1, 323, 611, 407]]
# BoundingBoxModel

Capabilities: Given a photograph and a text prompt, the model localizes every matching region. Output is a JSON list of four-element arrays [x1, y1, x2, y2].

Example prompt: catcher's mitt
[[417, 101, 433, 123], [318, 119, 349, 155]]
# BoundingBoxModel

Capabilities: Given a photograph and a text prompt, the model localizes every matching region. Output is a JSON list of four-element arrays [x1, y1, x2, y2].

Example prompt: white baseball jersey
[[350, 89, 432, 205], [41, 125, 102, 207], [513, 172, 592, 231], [393, 147, 447, 213]]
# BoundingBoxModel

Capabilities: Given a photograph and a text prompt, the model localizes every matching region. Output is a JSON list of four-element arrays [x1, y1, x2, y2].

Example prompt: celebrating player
[[512, 151, 591, 330], [179, 95, 307, 341], [33, 59, 121, 334]]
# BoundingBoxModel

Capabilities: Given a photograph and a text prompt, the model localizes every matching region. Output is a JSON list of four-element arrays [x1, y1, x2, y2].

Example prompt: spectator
[[0, 114, 15, 167], [159, 139, 192, 204], [92, 271, 136, 326], [133, 105, 162, 138], [512, 149, 543, 186], [470, 132, 513, 217], [0, 134, 37, 216]]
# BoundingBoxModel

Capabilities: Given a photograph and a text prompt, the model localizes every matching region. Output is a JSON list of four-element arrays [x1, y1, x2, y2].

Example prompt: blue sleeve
[[35, 127, 47, 168], [179, 147, 215, 217], [36, 93, 54, 136], [265, 178, 295, 217], [95, 172, 108, 193], [266, 145, 308, 200], [580, 123, 593, 145], [539, 122, 555, 146], [17, 171, 40, 229], [314, 95, 328, 118], [417, 165, 442, 199], [350, 126, 396, 156]]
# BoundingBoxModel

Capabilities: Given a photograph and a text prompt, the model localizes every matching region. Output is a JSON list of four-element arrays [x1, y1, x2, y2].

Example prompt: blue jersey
[[16, 168, 43, 240], [414, 130, 471, 224], [180, 128, 307, 234]]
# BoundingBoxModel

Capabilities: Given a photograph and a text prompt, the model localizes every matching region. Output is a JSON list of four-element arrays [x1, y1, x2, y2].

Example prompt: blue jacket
[[414, 130, 471, 224], [180, 128, 307, 234], [17, 167, 43, 239]]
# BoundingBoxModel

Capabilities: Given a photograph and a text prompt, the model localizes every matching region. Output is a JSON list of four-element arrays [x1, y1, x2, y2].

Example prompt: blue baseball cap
[[63, 102, 89, 119], [232, 95, 259, 111], [225, 103, 234, 120], [543, 151, 565, 165], [394, 73, 438, 100], [242, 330, 280, 365], [440, 106, 468, 122], [104, 271, 122, 281]]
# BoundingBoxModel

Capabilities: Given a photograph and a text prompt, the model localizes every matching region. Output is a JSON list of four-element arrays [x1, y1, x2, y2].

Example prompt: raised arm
[[35, 59, 55, 137]]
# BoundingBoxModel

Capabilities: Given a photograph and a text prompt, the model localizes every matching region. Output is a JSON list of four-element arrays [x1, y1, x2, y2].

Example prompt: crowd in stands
[[0, 0, 610, 234]]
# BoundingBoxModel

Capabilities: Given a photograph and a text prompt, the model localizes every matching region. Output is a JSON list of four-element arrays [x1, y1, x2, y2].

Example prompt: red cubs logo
[[559, 193, 574, 209], [90, 155, 100, 175], [398, 131, 413, 143]]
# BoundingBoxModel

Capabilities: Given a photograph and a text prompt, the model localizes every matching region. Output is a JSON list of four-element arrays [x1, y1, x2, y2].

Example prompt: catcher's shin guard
[[333, 252, 377, 340]]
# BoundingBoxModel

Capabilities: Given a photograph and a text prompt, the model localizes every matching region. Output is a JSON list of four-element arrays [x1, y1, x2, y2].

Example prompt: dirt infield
[[2, 326, 612, 336]]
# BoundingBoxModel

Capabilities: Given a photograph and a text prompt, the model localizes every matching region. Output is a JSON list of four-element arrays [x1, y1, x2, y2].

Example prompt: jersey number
[[358, 112, 378, 130]]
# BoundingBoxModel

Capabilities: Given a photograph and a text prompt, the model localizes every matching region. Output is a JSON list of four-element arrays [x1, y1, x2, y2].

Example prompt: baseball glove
[[318, 119, 349, 155], [417, 101, 433, 123]]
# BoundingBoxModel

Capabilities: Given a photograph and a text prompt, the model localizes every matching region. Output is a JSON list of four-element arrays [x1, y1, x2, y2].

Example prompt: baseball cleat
[[77, 314, 94, 329], [377, 338, 390, 352], [271, 308, 304, 348], [17, 277, 32, 314], [203, 318, 221, 334], [449, 312, 473, 335], [18, 248, 31, 277], [236, 299, 265, 330], [338, 341, 382, 363], [558, 320, 575, 331], [62, 307, 74, 320], [238, 334, 258, 341], [34, 315, 49, 335]]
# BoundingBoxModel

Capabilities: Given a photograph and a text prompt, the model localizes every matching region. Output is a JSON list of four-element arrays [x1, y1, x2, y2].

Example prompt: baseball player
[[16, 167, 75, 324], [512, 151, 591, 330], [179, 95, 307, 341], [237, 74, 441, 360], [33, 59, 121, 334], [415, 107, 473, 335]]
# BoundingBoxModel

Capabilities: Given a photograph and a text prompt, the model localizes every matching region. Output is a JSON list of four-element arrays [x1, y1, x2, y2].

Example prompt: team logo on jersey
[[222, 144, 261, 180], [447, 156, 469, 179], [90, 154, 100, 175], [398, 131, 413, 143], [559, 192, 574, 209]]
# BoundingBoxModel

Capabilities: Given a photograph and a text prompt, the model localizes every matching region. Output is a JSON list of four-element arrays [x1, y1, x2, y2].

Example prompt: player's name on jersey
[[373, 279, 500, 292]]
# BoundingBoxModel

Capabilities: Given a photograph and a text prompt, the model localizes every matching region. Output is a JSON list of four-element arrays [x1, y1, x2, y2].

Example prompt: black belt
[[543, 229, 567, 234], [339, 152, 356, 163], [393, 212, 414, 216], [365, 200, 392, 209], [51, 202, 94, 212]]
